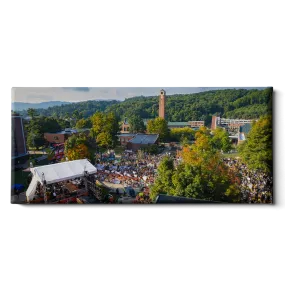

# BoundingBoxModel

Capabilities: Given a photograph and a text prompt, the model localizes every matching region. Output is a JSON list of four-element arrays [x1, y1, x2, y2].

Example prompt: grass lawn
[[222, 152, 240, 158], [114, 145, 124, 155], [11, 169, 30, 195], [11, 155, 49, 194]]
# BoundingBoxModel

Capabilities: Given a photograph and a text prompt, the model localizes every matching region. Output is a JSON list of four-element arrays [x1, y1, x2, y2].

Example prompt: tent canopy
[[26, 159, 97, 201], [31, 159, 97, 185]]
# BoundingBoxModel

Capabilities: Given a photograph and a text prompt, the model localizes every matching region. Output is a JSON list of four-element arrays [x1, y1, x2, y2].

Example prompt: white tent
[[26, 159, 97, 202], [26, 176, 38, 202]]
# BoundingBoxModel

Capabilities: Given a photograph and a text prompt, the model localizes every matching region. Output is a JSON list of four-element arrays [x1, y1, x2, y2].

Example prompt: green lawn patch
[[222, 152, 239, 158]]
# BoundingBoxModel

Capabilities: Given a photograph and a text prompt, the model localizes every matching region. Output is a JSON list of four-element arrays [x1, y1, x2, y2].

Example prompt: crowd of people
[[223, 158, 273, 203], [93, 150, 273, 204], [94, 151, 172, 191]]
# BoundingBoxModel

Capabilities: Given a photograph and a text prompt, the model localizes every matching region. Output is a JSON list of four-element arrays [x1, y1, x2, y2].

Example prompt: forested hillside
[[20, 88, 272, 126], [106, 88, 272, 125], [20, 100, 119, 118]]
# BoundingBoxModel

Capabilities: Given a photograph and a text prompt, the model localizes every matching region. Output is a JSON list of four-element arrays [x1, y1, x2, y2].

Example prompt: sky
[[11, 87, 267, 103]]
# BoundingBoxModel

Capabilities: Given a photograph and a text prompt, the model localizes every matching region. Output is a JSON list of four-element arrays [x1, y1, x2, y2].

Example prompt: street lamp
[[42, 172, 47, 204]]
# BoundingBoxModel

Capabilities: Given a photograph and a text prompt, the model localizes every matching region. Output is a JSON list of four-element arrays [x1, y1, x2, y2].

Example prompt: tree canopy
[[64, 133, 95, 161], [25, 116, 62, 149], [90, 112, 119, 149], [75, 118, 92, 129], [27, 108, 37, 118], [211, 128, 232, 152], [150, 131, 240, 202], [147, 118, 168, 141], [238, 115, 272, 173], [128, 115, 146, 133]]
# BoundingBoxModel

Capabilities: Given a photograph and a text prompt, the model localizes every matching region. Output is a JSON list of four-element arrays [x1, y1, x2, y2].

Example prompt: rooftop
[[45, 128, 89, 135], [168, 122, 189, 126], [117, 133, 136, 137], [129, 134, 159, 144]]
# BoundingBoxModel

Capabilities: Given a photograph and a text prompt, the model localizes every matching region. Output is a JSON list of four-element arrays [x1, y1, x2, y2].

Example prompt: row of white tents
[[26, 159, 97, 202]]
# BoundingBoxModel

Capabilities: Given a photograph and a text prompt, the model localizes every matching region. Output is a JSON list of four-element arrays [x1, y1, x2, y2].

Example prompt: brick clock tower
[[159, 89, 166, 119]]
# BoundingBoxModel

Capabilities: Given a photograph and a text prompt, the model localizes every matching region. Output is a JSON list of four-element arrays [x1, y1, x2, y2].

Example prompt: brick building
[[168, 121, 204, 129], [44, 129, 89, 144], [121, 118, 130, 133], [117, 133, 136, 146]]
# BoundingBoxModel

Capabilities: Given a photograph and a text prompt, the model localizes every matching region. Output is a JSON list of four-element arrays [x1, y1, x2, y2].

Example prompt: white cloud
[[12, 87, 267, 103]]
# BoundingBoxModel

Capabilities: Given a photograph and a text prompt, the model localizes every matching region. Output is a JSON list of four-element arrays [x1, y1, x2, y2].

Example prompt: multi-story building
[[211, 115, 254, 135], [167, 121, 204, 129], [188, 121, 205, 128], [11, 114, 28, 160]]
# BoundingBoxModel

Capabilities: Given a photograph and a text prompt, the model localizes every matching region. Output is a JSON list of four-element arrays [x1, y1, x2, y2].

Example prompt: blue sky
[[12, 87, 267, 103]]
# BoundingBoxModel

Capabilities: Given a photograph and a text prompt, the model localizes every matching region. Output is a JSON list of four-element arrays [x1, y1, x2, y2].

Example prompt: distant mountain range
[[12, 101, 70, 111], [11, 99, 116, 111]]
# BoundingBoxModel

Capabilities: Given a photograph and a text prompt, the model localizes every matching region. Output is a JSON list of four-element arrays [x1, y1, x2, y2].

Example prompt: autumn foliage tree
[[65, 144, 89, 161], [151, 131, 240, 202], [64, 134, 91, 161]]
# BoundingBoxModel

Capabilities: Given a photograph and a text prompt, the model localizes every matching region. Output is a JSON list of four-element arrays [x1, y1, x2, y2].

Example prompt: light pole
[[42, 172, 47, 204]]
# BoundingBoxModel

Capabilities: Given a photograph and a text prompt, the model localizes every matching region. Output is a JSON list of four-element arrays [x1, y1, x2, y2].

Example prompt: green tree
[[57, 118, 71, 129], [72, 110, 79, 120], [27, 131, 45, 149], [170, 127, 195, 142], [90, 112, 105, 137], [211, 128, 232, 152], [150, 157, 174, 200], [90, 112, 119, 149], [180, 135, 190, 146], [75, 118, 92, 129], [238, 115, 272, 173], [96, 132, 113, 149], [27, 108, 37, 118], [147, 117, 169, 141], [128, 115, 146, 133], [172, 164, 204, 198]]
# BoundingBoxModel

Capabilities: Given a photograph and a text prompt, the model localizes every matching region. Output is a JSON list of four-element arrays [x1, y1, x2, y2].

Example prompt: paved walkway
[[28, 150, 47, 154]]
